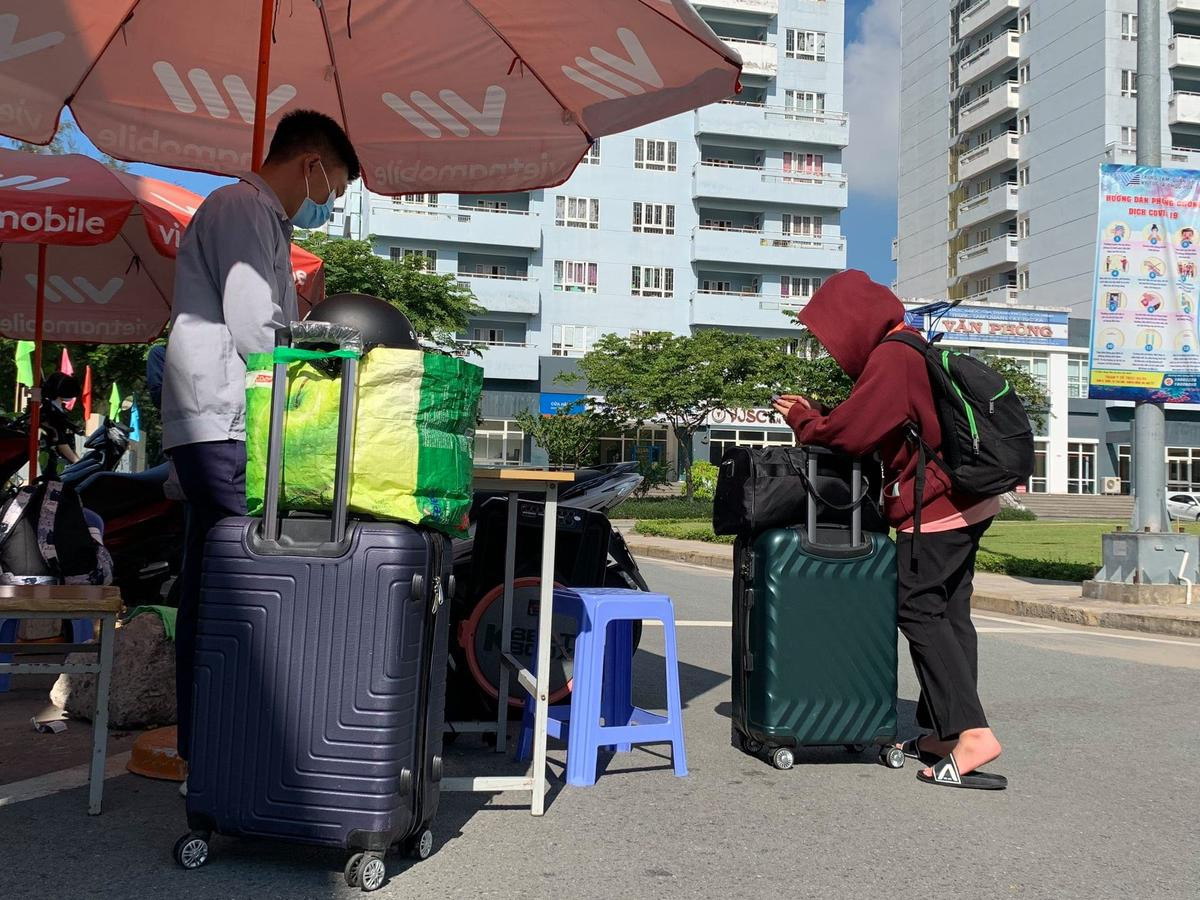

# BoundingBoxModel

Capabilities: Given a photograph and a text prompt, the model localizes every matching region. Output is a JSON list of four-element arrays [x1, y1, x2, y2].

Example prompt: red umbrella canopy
[[0, 148, 324, 344], [0, 1, 740, 193]]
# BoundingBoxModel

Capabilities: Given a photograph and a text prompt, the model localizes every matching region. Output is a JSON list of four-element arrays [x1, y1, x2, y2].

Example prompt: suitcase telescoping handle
[[804, 448, 863, 548], [261, 321, 364, 545]]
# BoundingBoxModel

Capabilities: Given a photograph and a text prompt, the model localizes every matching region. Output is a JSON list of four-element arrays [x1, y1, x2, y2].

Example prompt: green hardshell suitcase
[[731, 455, 907, 771]]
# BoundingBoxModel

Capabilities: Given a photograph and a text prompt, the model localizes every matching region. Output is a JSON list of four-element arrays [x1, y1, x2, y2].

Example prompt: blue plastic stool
[[516, 587, 688, 787], [0, 617, 94, 693]]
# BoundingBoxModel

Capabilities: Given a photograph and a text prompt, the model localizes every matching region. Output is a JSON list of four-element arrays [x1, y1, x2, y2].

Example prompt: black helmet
[[307, 293, 421, 352]]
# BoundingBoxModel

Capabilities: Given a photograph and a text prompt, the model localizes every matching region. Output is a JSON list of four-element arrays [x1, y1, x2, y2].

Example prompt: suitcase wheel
[[173, 832, 210, 870], [344, 853, 365, 888], [880, 745, 906, 769], [770, 747, 794, 770], [845, 744, 868, 754], [404, 828, 435, 861], [740, 735, 764, 756], [357, 854, 387, 893]]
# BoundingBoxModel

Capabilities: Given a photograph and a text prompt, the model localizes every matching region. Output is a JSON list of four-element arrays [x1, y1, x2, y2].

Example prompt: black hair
[[265, 109, 361, 182], [43, 371, 81, 400]]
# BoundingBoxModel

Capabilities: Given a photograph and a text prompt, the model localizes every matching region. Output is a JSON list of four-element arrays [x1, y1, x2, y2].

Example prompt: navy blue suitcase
[[175, 323, 450, 892]]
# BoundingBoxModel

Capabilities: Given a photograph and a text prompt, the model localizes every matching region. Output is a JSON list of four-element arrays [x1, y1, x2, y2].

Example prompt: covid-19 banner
[[1090, 164, 1200, 402]]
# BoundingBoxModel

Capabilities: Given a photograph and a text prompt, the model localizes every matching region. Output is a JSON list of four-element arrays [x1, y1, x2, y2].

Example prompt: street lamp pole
[[1131, 0, 1167, 533]]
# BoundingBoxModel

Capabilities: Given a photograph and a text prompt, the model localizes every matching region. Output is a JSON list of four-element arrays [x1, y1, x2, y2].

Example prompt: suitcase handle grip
[[261, 322, 362, 545], [805, 453, 865, 549]]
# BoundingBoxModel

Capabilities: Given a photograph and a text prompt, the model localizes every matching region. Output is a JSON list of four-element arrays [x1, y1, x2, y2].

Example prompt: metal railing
[[958, 233, 1019, 262], [960, 30, 1019, 72], [694, 161, 847, 187], [456, 272, 532, 281], [958, 182, 1019, 214], [960, 80, 1019, 117], [694, 225, 846, 250], [373, 202, 533, 220], [713, 99, 850, 126], [960, 131, 1020, 166]]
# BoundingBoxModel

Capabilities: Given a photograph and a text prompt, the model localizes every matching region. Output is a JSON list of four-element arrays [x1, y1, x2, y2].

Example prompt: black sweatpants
[[895, 518, 993, 742], [171, 440, 247, 762]]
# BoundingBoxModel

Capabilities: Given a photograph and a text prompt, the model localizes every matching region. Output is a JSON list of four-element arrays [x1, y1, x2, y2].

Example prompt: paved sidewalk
[[621, 530, 1200, 638]]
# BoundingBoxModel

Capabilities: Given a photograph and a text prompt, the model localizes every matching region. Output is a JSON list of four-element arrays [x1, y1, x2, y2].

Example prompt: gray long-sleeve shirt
[[161, 172, 298, 451]]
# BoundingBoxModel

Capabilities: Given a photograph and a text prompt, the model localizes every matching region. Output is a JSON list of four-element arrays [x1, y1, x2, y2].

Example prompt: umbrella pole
[[27, 243, 47, 482], [251, 0, 275, 172]]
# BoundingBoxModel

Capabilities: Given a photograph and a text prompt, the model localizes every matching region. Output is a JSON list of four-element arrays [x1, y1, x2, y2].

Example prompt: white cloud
[[844, 0, 901, 201]]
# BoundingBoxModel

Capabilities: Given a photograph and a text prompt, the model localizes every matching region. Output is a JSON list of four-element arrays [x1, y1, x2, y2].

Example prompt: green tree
[[514, 407, 618, 470], [573, 330, 806, 498], [295, 233, 484, 351]]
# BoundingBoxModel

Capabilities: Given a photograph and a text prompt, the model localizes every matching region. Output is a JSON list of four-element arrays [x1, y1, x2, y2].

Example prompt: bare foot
[[921, 727, 1001, 779], [896, 735, 954, 759]]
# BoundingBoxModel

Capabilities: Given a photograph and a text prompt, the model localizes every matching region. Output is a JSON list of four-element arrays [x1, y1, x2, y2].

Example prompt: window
[[1118, 445, 1131, 494], [785, 29, 826, 61], [472, 327, 507, 344], [1121, 126, 1137, 146], [394, 192, 438, 207], [1001, 352, 1049, 392], [393, 247, 437, 270], [1018, 113, 1030, 136], [631, 266, 674, 298], [1017, 215, 1030, 240], [1017, 267, 1030, 291], [1018, 163, 1030, 187], [1019, 63, 1030, 85], [552, 324, 600, 357], [553, 259, 598, 293], [474, 419, 524, 466], [702, 217, 736, 231], [476, 199, 509, 211], [1019, 11, 1031, 34], [783, 152, 823, 180], [632, 202, 675, 234], [1121, 13, 1137, 41], [1029, 440, 1048, 493], [785, 90, 825, 118], [1121, 70, 1137, 99], [782, 214, 822, 237], [581, 142, 601, 165], [634, 139, 677, 172], [780, 275, 822, 300], [701, 279, 732, 293], [555, 195, 599, 229], [599, 427, 670, 471], [474, 262, 508, 277], [1068, 442, 1097, 494], [1067, 356, 1088, 399]]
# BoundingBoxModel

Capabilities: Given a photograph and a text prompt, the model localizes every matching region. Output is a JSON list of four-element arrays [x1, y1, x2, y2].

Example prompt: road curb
[[625, 533, 1200, 639]]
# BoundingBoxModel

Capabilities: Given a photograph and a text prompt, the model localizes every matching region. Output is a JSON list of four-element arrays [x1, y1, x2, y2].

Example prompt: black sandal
[[900, 736, 942, 767], [917, 753, 1008, 791]]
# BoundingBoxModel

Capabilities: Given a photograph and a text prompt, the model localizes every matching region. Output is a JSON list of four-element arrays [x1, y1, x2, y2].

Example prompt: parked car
[[1167, 493, 1200, 521]]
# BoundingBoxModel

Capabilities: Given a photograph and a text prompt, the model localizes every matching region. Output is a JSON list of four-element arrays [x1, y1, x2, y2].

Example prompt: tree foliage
[[513, 407, 618, 470], [295, 233, 484, 351]]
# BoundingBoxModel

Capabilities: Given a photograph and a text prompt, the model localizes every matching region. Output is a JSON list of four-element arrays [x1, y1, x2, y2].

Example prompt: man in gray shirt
[[162, 110, 360, 769]]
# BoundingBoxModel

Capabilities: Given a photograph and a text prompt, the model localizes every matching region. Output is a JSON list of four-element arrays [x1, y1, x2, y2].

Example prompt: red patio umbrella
[[0, 1, 740, 189], [0, 147, 324, 478]]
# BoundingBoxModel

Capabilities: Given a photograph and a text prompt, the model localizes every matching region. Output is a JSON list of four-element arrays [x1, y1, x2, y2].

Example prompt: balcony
[[690, 291, 802, 331], [956, 234, 1019, 279], [1170, 35, 1200, 71], [1105, 141, 1200, 168], [1169, 91, 1200, 128], [692, 225, 846, 269], [463, 342, 539, 381], [692, 0, 778, 14], [962, 285, 1019, 306], [368, 203, 540, 248], [457, 273, 539, 315], [693, 162, 848, 208], [957, 81, 1019, 135], [1170, 0, 1200, 22], [957, 131, 1020, 180], [696, 100, 849, 146], [955, 182, 1019, 231], [957, 31, 1020, 86], [958, 0, 1020, 41], [723, 39, 778, 77]]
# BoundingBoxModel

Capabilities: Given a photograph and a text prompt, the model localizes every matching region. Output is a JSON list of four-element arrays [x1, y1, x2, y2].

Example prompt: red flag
[[82, 366, 93, 423], [60, 348, 76, 410]]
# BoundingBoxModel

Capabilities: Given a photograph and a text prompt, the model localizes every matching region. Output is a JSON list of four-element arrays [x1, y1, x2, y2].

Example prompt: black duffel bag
[[712, 445, 884, 537]]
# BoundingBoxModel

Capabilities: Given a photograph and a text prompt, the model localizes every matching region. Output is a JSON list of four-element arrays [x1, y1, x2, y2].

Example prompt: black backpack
[[0, 480, 113, 586], [883, 331, 1035, 531]]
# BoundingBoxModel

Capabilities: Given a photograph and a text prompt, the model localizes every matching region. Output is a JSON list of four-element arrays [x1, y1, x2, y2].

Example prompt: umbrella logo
[[23, 274, 123, 305], [561, 28, 663, 100], [152, 62, 296, 124], [0, 172, 70, 192], [382, 86, 507, 139], [0, 14, 64, 63]]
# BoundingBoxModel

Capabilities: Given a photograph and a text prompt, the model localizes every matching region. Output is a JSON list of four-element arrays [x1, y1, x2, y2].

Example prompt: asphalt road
[[2, 558, 1198, 899]]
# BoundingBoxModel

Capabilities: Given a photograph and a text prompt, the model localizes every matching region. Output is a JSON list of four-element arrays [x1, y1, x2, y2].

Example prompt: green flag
[[14, 341, 35, 388], [108, 382, 121, 420]]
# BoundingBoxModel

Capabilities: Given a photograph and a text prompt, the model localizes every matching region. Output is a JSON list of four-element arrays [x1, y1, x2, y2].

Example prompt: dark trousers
[[895, 519, 993, 742], [171, 440, 247, 761]]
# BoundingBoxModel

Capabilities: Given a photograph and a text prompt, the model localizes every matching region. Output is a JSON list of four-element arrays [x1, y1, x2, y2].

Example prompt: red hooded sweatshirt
[[785, 269, 968, 529]]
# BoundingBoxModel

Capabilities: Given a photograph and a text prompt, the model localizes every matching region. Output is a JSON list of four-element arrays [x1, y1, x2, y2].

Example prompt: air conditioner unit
[[1102, 477, 1122, 495]]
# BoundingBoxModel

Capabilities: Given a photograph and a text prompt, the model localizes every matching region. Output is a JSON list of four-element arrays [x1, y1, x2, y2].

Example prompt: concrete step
[[1020, 493, 1133, 520]]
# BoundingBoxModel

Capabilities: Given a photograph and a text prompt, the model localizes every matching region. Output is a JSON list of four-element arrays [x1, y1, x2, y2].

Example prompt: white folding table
[[442, 467, 574, 816]]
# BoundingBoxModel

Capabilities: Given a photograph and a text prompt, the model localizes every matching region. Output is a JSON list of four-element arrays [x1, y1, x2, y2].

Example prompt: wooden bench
[[0, 585, 121, 815]]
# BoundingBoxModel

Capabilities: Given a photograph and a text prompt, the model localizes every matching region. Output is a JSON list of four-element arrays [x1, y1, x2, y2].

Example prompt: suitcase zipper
[[409, 531, 444, 841]]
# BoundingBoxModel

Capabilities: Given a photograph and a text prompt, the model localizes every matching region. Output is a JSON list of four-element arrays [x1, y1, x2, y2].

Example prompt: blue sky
[[60, 0, 900, 286]]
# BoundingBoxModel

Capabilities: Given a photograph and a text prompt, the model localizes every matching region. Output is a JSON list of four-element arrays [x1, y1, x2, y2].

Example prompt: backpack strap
[[881, 329, 929, 354]]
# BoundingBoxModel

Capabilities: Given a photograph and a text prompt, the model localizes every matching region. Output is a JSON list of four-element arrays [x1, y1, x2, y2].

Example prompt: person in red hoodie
[[772, 270, 1006, 791]]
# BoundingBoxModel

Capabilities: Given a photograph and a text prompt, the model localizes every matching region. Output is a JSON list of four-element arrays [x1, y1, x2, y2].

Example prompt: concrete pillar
[[1047, 351, 1071, 492]]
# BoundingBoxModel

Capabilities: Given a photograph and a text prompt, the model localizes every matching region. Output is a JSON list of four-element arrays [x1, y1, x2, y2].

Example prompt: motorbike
[[446, 462, 650, 722]]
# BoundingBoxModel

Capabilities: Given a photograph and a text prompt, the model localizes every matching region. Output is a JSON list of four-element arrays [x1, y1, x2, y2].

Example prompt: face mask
[[290, 160, 336, 229]]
